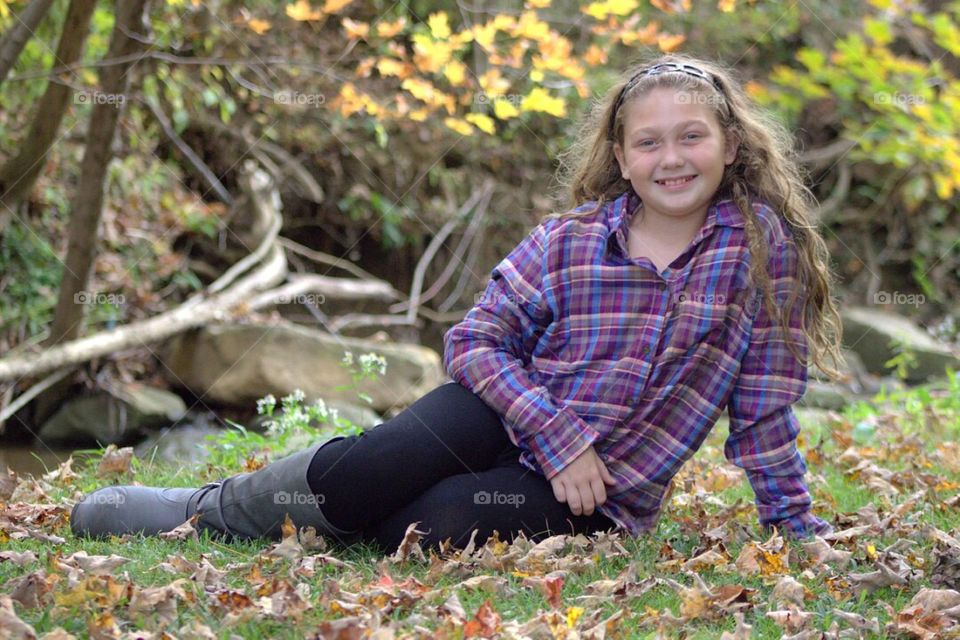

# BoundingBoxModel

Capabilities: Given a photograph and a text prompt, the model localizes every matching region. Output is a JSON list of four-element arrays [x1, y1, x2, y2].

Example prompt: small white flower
[[311, 398, 329, 419], [256, 394, 276, 415], [341, 351, 354, 366], [283, 389, 306, 405]]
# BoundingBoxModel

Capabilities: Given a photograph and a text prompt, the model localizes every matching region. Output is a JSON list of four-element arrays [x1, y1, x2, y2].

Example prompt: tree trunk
[[0, 0, 57, 87], [33, 0, 150, 423], [0, 0, 97, 227]]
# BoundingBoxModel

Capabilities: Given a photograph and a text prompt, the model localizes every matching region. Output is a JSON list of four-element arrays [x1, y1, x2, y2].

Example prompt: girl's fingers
[[591, 476, 607, 507], [598, 457, 616, 484], [551, 477, 566, 504], [567, 484, 584, 516], [578, 485, 594, 516]]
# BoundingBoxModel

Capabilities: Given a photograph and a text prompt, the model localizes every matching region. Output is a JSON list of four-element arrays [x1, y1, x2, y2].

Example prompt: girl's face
[[613, 86, 738, 224]]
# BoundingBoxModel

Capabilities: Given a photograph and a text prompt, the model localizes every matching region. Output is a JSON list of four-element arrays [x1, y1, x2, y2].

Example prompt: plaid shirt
[[443, 188, 833, 540]]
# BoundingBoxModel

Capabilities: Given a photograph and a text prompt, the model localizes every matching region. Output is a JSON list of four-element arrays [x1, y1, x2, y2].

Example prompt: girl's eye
[[636, 139, 656, 148], [684, 132, 702, 140]]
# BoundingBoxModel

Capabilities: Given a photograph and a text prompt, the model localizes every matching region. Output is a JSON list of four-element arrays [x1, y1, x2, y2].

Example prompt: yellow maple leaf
[[657, 32, 686, 51], [566, 606, 585, 628], [286, 0, 323, 21], [465, 113, 496, 134], [377, 17, 407, 38], [247, 18, 271, 34], [651, 0, 691, 12], [377, 57, 409, 78], [584, 44, 607, 66], [342, 17, 369, 39], [471, 21, 499, 50], [322, 0, 354, 12], [413, 34, 454, 72], [513, 10, 550, 40], [718, 0, 736, 11], [494, 98, 520, 119], [444, 60, 468, 86], [444, 117, 474, 136], [428, 11, 452, 39], [521, 87, 566, 117], [528, 0, 551, 6], [584, 0, 639, 20]]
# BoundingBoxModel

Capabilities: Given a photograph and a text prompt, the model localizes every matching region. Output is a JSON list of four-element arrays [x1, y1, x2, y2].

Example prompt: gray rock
[[134, 421, 223, 466], [841, 307, 960, 383], [160, 322, 445, 412], [38, 382, 186, 446], [798, 380, 851, 411]]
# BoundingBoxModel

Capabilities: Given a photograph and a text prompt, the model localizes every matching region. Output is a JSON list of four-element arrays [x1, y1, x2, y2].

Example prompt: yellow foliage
[[412, 34, 456, 73], [286, 0, 323, 21], [583, 0, 639, 20], [466, 113, 496, 134], [513, 10, 551, 41], [470, 21, 499, 50], [428, 12, 452, 39], [566, 606, 585, 627], [377, 17, 407, 38], [479, 69, 511, 97], [246, 18, 271, 34], [718, 0, 736, 12], [651, 0, 691, 12], [376, 57, 411, 79], [494, 98, 520, 120], [402, 77, 456, 114], [657, 33, 686, 52], [584, 44, 608, 66], [521, 87, 566, 117], [321, 0, 354, 12], [342, 18, 369, 40], [444, 60, 468, 86]]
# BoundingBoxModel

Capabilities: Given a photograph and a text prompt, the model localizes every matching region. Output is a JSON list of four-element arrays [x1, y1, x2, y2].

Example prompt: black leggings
[[306, 381, 617, 554]]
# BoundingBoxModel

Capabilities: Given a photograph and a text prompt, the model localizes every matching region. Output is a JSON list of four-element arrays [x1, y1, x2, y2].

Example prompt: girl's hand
[[549, 446, 616, 516]]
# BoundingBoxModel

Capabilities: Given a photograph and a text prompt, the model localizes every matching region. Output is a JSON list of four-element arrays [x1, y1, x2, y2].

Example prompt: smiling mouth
[[655, 175, 697, 187]]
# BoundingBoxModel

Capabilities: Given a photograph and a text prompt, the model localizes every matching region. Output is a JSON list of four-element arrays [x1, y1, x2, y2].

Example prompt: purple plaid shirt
[[443, 188, 833, 540]]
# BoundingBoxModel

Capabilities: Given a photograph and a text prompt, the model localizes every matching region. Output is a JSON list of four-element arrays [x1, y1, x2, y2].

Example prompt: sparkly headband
[[610, 62, 725, 132]]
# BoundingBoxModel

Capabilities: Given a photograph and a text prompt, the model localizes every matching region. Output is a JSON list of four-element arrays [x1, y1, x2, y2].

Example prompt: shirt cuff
[[763, 510, 834, 540], [527, 404, 601, 480]]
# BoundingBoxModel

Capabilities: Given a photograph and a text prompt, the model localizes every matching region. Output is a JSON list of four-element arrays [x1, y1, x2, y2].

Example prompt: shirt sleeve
[[442, 222, 601, 480], [724, 235, 833, 540]]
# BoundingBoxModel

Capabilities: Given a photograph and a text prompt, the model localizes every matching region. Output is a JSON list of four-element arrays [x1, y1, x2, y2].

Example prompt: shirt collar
[[605, 189, 745, 257]]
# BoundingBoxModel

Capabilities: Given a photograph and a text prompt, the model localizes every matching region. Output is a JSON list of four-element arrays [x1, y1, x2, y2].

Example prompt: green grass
[[2, 375, 960, 638]]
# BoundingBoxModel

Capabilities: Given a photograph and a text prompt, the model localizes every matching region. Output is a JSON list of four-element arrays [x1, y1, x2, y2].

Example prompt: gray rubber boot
[[70, 436, 360, 542]]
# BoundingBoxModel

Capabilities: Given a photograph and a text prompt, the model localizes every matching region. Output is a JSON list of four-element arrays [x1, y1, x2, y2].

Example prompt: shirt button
[[641, 345, 650, 356]]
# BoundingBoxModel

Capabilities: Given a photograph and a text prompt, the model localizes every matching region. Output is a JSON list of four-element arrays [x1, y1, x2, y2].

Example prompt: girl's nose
[[660, 143, 684, 168]]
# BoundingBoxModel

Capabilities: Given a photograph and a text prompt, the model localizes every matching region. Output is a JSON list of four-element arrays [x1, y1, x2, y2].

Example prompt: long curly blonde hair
[[552, 52, 845, 381]]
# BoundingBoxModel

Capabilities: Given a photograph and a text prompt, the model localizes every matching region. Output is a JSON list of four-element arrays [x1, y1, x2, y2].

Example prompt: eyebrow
[[629, 119, 709, 136]]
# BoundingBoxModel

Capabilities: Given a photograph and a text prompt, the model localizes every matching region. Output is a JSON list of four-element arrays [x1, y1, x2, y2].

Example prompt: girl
[[71, 53, 843, 553]]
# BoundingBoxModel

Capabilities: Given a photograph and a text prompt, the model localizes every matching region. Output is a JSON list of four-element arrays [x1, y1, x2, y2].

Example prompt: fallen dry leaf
[[95, 446, 134, 477]]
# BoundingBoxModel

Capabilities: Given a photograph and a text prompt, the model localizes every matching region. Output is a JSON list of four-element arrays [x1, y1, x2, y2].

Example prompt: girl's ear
[[723, 131, 740, 165]]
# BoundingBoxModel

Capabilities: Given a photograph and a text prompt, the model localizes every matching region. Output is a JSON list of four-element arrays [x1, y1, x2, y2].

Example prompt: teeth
[[659, 176, 694, 186]]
